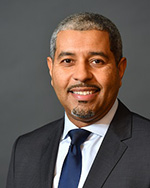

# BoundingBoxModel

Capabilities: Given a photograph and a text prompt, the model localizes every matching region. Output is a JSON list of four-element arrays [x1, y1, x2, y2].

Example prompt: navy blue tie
[[58, 129, 91, 188]]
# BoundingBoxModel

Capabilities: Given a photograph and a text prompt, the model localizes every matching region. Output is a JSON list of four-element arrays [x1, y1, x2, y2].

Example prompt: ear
[[47, 57, 54, 86], [118, 57, 127, 87]]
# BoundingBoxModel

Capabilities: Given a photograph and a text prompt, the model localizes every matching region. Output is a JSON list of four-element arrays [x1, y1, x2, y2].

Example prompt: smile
[[69, 86, 100, 101], [72, 91, 95, 95]]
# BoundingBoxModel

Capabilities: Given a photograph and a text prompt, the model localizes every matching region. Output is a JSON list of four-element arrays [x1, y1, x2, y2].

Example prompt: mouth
[[68, 85, 100, 101], [70, 90, 99, 95]]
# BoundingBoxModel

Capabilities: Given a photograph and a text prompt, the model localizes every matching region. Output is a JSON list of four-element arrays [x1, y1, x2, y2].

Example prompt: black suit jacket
[[6, 101, 150, 188]]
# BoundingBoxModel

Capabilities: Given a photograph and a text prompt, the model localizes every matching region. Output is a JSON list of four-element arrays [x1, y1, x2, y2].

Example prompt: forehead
[[55, 30, 111, 54]]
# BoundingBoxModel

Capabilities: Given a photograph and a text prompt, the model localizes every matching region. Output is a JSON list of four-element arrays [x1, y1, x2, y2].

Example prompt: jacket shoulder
[[132, 112, 150, 131], [14, 118, 64, 153], [19, 118, 63, 140]]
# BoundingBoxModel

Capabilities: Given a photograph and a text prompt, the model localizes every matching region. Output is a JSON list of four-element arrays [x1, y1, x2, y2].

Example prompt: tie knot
[[68, 129, 91, 146]]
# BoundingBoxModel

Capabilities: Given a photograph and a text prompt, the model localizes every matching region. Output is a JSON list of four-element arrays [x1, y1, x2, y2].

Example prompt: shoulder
[[14, 118, 64, 151], [118, 100, 150, 126], [20, 117, 64, 139], [131, 112, 150, 131], [115, 100, 150, 137]]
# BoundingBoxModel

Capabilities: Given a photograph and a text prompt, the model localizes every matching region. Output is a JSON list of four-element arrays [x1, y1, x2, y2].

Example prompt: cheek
[[96, 68, 120, 90], [52, 69, 70, 91], [95, 69, 112, 85]]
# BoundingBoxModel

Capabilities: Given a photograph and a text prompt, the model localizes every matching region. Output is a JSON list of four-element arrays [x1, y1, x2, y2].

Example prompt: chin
[[71, 107, 95, 120]]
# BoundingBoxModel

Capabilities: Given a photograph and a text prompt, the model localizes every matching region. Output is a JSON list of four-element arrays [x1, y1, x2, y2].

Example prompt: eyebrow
[[57, 51, 109, 60], [88, 51, 109, 60], [57, 52, 75, 60]]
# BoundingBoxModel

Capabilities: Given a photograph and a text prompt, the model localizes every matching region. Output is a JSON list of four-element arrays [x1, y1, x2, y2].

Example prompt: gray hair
[[50, 12, 123, 64]]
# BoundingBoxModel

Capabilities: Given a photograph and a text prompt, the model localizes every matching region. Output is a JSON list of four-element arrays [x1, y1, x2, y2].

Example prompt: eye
[[91, 59, 105, 65], [92, 59, 104, 64], [60, 58, 75, 67], [61, 59, 72, 63]]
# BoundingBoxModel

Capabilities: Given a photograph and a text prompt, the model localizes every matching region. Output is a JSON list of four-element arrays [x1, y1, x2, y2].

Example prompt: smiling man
[[7, 13, 150, 188], [47, 29, 126, 127]]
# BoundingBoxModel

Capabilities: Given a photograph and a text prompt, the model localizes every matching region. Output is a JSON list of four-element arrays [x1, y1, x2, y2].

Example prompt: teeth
[[73, 91, 94, 95]]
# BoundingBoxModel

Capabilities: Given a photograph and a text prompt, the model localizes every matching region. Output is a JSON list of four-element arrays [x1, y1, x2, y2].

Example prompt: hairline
[[49, 13, 123, 64]]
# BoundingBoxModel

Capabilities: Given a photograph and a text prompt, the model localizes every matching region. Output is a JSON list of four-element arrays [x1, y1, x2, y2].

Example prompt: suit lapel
[[40, 118, 64, 188], [83, 101, 132, 188]]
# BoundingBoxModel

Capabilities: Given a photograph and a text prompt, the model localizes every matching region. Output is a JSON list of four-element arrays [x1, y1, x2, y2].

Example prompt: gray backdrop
[[1, 0, 150, 187]]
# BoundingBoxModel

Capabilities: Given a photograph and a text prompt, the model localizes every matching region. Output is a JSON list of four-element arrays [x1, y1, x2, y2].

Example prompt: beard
[[71, 103, 95, 119]]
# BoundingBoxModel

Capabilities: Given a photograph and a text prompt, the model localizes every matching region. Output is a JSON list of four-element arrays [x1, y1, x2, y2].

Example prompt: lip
[[71, 91, 99, 101], [68, 86, 100, 101]]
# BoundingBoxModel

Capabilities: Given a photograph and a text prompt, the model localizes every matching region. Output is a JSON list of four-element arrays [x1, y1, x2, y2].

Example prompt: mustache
[[67, 83, 100, 92]]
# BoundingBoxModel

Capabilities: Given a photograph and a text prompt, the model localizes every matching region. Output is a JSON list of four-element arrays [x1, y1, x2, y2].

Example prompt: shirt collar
[[62, 99, 118, 139]]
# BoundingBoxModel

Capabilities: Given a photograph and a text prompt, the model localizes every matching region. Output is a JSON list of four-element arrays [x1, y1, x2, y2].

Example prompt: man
[[6, 12, 150, 188]]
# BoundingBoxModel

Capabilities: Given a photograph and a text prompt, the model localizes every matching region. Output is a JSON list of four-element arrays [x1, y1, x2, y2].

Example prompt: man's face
[[47, 30, 126, 127]]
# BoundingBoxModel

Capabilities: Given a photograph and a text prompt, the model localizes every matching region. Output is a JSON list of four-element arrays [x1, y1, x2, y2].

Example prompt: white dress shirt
[[53, 100, 118, 188]]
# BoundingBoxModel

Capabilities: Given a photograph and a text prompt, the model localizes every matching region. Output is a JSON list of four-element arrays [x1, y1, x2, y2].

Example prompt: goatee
[[71, 107, 95, 119]]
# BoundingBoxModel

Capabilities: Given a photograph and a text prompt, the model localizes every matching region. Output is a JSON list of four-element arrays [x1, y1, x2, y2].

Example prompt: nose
[[73, 61, 93, 82]]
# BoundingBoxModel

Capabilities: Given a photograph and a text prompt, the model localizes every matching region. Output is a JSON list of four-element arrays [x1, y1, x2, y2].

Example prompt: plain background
[[0, 0, 150, 187]]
